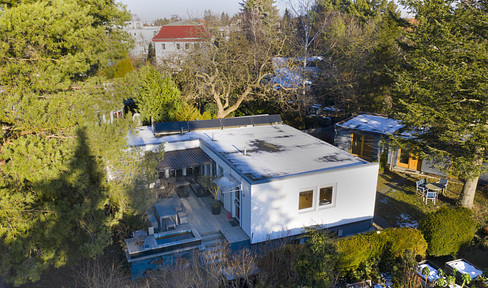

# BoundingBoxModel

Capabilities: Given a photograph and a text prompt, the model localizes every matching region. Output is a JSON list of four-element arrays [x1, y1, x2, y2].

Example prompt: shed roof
[[336, 114, 403, 135]]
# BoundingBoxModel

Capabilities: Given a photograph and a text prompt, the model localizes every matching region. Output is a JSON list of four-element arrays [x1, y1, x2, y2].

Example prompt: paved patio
[[157, 182, 249, 245]]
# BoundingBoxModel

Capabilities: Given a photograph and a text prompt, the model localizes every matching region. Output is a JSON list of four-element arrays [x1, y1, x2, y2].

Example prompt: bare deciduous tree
[[177, 21, 285, 118], [72, 258, 132, 288]]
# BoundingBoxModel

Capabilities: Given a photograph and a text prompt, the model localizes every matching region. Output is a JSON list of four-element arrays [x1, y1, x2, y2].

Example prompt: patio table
[[425, 183, 444, 192]]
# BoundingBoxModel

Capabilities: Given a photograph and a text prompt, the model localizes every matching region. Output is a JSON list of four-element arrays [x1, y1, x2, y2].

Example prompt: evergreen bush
[[114, 57, 134, 78], [336, 227, 427, 271], [419, 207, 476, 256]]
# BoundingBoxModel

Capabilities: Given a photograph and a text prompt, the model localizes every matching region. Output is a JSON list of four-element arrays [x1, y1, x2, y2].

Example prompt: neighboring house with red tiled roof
[[152, 20, 210, 62]]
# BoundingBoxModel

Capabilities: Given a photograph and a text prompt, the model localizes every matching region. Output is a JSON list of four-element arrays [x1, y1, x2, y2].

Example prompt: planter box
[[211, 204, 221, 215], [444, 259, 483, 284], [417, 260, 441, 283]]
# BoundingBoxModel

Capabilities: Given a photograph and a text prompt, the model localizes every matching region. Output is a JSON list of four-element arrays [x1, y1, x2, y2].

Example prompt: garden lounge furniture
[[425, 182, 444, 193], [436, 178, 448, 194], [416, 179, 427, 195], [424, 191, 438, 205]]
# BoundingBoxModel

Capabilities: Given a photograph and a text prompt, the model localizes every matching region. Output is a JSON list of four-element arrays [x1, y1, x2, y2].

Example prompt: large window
[[176, 43, 181, 49], [299, 190, 314, 210], [185, 43, 190, 49], [161, 43, 165, 50], [319, 186, 333, 206], [350, 133, 375, 161]]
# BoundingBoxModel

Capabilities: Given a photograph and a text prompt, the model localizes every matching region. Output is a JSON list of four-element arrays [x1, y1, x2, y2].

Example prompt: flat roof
[[128, 124, 370, 183]]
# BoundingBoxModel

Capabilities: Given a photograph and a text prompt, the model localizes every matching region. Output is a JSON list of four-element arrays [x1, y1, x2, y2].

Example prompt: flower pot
[[211, 203, 221, 215]]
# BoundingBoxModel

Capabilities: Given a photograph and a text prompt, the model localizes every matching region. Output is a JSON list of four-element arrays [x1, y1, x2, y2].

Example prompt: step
[[202, 238, 224, 249], [200, 249, 228, 266], [201, 232, 223, 242]]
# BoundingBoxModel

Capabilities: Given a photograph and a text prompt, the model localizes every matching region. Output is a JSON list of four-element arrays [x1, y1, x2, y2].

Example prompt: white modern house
[[124, 21, 161, 59], [151, 20, 209, 63], [128, 115, 379, 245]]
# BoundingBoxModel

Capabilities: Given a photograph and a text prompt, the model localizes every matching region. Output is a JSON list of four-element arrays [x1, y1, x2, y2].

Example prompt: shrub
[[336, 227, 427, 271], [379, 151, 389, 173], [295, 229, 340, 288], [257, 243, 301, 287], [114, 57, 134, 78], [419, 207, 476, 257]]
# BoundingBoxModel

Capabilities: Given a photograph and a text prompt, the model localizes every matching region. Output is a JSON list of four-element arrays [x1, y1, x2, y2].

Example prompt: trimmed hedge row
[[336, 227, 427, 270]]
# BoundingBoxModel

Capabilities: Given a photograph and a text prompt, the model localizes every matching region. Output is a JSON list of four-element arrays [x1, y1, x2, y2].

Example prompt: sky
[[118, 0, 410, 23], [118, 0, 290, 22]]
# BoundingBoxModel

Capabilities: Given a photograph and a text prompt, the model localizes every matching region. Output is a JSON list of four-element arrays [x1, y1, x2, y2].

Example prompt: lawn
[[375, 170, 488, 270]]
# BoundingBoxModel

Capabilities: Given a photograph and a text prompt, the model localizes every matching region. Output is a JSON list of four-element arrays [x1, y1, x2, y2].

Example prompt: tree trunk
[[459, 176, 479, 209], [458, 153, 483, 209]]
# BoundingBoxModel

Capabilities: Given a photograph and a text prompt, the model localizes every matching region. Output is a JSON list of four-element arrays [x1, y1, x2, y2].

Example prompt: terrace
[[176, 181, 249, 246], [125, 176, 249, 263]]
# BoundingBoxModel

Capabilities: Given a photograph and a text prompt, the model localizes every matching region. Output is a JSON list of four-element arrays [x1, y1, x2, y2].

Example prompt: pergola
[[157, 147, 213, 178]]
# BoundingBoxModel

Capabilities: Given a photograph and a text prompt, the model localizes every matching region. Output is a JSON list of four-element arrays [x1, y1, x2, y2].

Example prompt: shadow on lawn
[[375, 192, 427, 229], [380, 171, 415, 194]]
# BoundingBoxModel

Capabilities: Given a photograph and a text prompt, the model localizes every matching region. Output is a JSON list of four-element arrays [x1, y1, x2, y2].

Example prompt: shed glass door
[[397, 148, 419, 170]]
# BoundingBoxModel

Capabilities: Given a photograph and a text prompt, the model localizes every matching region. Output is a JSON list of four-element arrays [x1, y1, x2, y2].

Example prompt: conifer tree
[[394, 0, 488, 209], [0, 0, 155, 285], [240, 0, 280, 44]]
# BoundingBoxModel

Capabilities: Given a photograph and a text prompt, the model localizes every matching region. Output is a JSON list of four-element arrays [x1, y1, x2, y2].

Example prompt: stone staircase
[[199, 230, 227, 266]]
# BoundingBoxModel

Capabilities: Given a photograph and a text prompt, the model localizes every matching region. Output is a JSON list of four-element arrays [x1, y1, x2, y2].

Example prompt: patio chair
[[424, 191, 438, 205], [416, 179, 427, 196], [437, 178, 448, 194]]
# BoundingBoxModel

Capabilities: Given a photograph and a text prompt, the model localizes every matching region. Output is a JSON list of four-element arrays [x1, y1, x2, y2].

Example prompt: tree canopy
[[177, 24, 284, 119], [129, 65, 183, 124], [393, 0, 488, 208], [0, 0, 157, 285]]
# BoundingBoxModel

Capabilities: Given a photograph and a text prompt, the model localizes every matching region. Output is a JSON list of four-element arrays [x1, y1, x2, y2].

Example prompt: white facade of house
[[248, 165, 378, 243], [153, 41, 202, 61], [129, 121, 379, 244], [124, 21, 161, 58]]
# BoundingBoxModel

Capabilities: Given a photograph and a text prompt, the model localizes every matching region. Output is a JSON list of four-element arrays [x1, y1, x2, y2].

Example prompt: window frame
[[298, 188, 315, 212], [318, 184, 336, 209]]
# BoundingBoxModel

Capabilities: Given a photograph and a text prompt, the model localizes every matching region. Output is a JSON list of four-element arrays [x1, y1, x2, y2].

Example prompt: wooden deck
[[177, 186, 249, 245]]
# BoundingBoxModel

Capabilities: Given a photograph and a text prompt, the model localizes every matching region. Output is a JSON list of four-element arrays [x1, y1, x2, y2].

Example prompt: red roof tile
[[152, 24, 210, 42]]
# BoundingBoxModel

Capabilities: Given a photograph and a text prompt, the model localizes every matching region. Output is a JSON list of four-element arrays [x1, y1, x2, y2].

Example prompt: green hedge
[[336, 227, 427, 270], [419, 207, 476, 257]]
